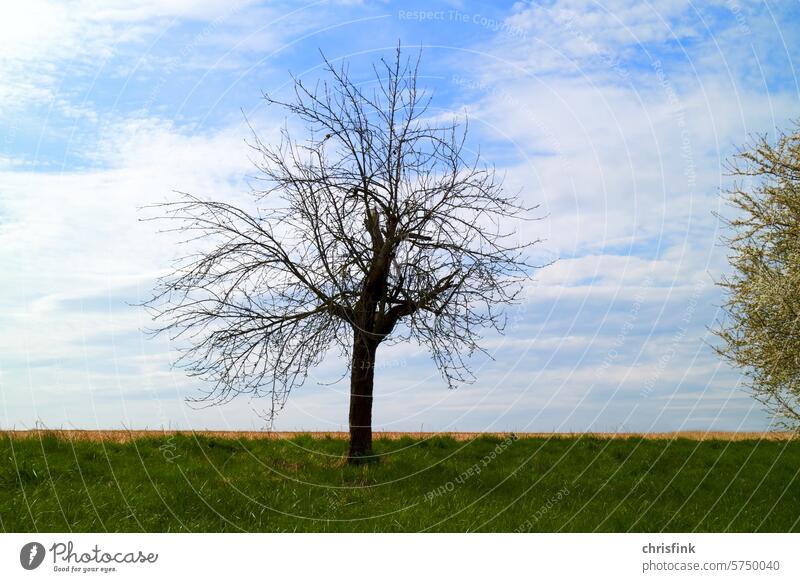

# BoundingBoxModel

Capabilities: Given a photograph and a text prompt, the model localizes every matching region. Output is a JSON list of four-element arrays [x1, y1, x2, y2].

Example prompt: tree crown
[[715, 121, 800, 427], [144, 46, 539, 418]]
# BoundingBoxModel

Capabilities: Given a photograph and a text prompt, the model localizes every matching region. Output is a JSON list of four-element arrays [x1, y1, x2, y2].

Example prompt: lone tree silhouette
[[145, 47, 539, 462]]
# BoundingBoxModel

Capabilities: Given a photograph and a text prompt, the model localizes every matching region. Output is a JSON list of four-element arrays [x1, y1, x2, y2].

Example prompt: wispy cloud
[[1, 1, 797, 432]]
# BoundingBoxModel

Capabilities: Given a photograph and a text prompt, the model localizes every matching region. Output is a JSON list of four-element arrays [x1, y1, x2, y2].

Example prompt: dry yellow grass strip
[[0, 429, 795, 443]]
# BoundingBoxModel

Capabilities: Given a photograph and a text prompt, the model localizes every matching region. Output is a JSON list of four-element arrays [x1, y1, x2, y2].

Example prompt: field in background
[[2, 429, 796, 442], [1, 431, 798, 532]]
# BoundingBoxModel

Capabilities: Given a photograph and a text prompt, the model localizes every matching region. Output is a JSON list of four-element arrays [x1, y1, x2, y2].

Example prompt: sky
[[1, 0, 798, 433]]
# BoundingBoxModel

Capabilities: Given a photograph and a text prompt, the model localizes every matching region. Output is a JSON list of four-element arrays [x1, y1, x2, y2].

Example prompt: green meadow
[[1, 432, 798, 532]]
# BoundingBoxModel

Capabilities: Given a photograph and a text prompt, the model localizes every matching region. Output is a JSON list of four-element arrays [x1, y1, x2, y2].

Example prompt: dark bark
[[348, 331, 377, 462]]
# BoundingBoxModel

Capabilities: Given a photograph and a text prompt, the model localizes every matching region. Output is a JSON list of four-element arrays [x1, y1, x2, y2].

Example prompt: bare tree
[[144, 46, 540, 462]]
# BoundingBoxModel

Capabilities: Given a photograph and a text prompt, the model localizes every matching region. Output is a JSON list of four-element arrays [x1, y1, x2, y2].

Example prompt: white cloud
[[0, 0, 282, 113], [3, 1, 794, 431], [0, 118, 259, 410]]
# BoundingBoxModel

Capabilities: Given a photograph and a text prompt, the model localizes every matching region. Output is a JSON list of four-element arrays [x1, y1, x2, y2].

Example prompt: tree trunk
[[348, 331, 377, 463]]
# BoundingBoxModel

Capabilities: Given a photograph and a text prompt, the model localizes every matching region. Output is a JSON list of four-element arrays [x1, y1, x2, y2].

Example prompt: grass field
[[1, 431, 798, 532]]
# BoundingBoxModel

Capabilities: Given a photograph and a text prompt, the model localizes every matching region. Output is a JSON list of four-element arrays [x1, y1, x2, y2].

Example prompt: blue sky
[[1, 0, 798, 433]]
